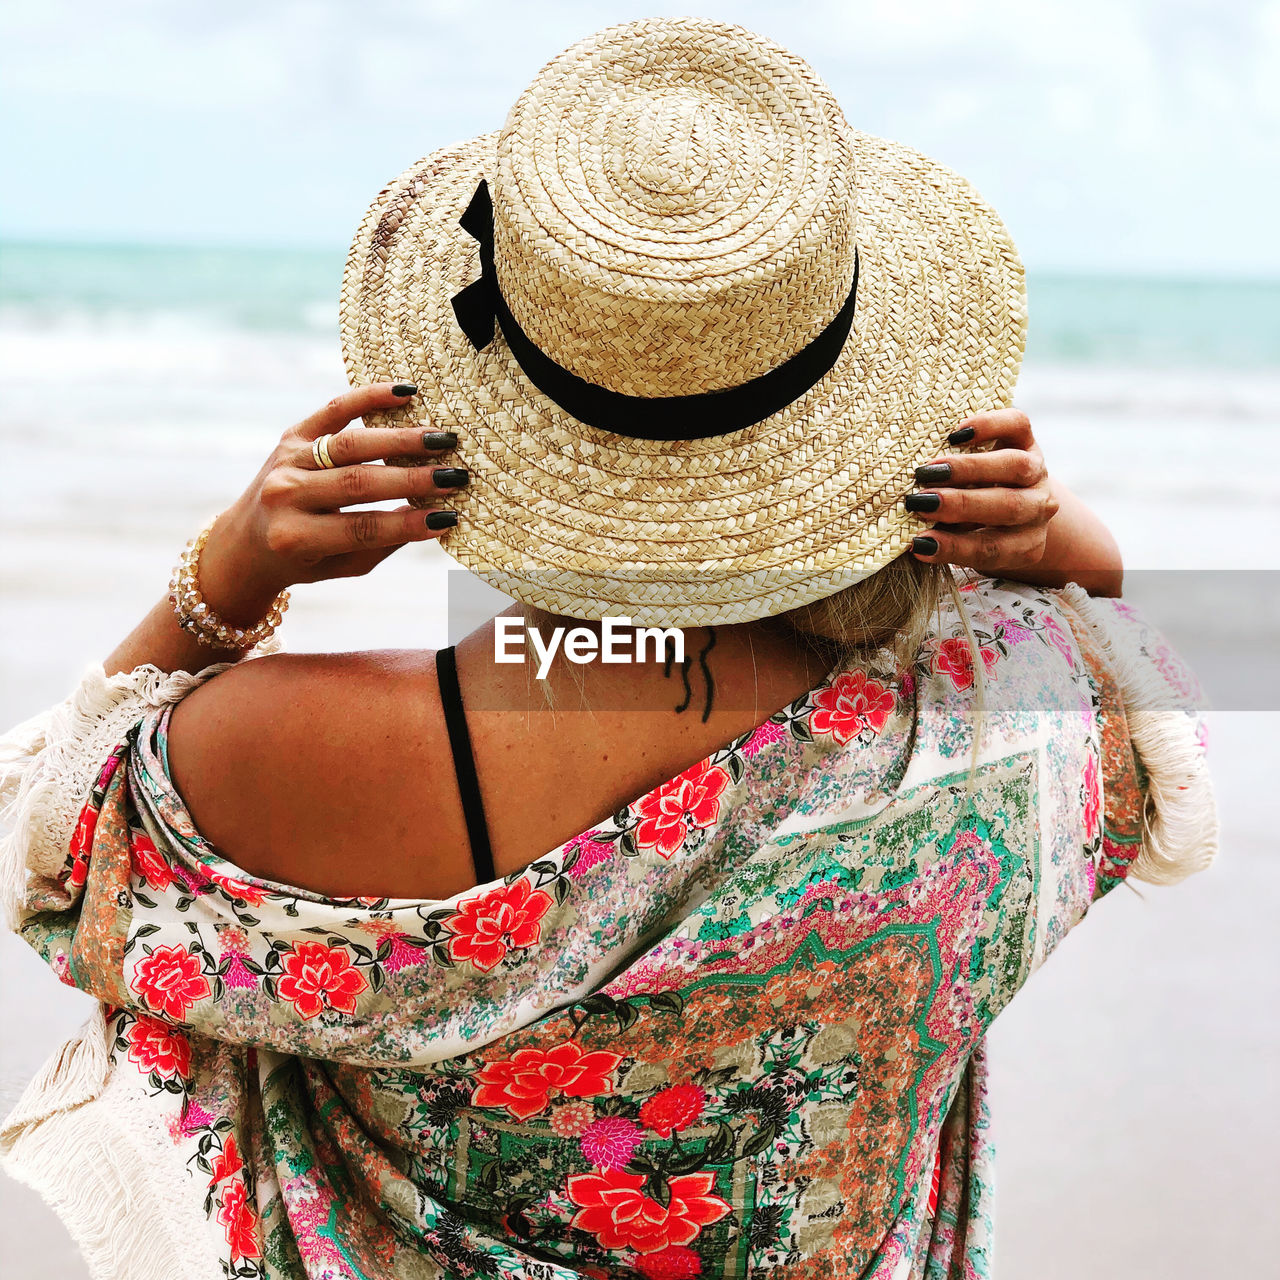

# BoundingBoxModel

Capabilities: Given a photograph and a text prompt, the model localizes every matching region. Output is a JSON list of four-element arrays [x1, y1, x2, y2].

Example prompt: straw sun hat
[[340, 17, 1026, 627]]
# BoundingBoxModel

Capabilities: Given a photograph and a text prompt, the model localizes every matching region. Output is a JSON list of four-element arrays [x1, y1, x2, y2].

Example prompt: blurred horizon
[[7, 233, 1280, 287], [6, 237, 1280, 371]]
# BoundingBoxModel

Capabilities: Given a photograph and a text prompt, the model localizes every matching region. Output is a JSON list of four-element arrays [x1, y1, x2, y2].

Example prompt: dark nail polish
[[905, 491, 942, 513], [912, 535, 939, 556], [432, 467, 469, 489], [423, 431, 458, 451], [392, 382, 418, 397], [915, 463, 952, 485], [426, 510, 458, 531], [948, 426, 976, 445]]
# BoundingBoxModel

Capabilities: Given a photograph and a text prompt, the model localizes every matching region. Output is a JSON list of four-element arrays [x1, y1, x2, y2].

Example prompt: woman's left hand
[[906, 407, 1059, 577]]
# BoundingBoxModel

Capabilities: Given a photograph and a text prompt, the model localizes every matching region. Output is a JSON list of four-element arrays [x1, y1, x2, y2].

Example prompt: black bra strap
[[435, 645, 496, 886]]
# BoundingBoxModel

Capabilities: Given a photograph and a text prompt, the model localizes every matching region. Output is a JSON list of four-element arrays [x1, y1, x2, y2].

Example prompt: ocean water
[[4, 240, 1280, 369], [2, 238, 1279, 663]]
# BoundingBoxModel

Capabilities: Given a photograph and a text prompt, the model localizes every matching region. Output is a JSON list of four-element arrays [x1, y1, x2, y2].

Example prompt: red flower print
[[640, 1084, 706, 1138], [216, 1177, 261, 1263], [130, 830, 174, 891], [567, 1169, 730, 1254], [635, 1245, 704, 1279], [446, 878, 554, 972], [932, 637, 998, 692], [809, 670, 896, 743], [277, 941, 368, 1020], [630, 760, 730, 860], [471, 1040, 622, 1121], [580, 1115, 644, 1170], [130, 944, 211, 1021], [209, 1133, 244, 1185], [207, 868, 267, 906], [125, 1014, 192, 1082], [64, 796, 105, 891]]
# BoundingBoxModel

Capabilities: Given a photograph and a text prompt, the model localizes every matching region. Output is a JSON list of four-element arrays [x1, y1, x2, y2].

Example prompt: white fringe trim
[[0, 1010, 223, 1280], [1059, 585, 1219, 886], [0, 646, 284, 1278]]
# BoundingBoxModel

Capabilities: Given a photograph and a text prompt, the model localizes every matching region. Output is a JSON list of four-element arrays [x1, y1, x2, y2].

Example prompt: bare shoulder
[[169, 649, 437, 780], [166, 649, 458, 897]]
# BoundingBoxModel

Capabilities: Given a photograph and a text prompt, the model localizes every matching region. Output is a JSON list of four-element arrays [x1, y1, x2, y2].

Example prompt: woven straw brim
[[340, 131, 1026, 627]]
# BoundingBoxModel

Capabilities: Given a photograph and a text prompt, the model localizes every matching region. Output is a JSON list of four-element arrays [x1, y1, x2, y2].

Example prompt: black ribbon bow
[[450, 179, 501, 351], [448, 178, 860, 441]]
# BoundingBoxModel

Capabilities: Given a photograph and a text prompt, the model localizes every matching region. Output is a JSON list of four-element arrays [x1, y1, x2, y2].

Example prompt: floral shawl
[[0, 580, 1217, 1280]]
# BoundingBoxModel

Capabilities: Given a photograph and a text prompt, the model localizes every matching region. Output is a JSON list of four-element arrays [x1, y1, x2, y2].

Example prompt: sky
[[2, 0, 1277, 276]]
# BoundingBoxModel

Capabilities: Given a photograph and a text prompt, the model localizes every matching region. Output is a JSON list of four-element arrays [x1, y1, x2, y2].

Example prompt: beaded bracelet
[[169, 516, 291, 651]]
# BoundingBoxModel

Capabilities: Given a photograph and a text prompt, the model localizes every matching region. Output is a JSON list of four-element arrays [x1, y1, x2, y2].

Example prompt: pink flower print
[[282, 1180, 344, 1271], [1082, 752, 1101, 841], [567, 831, 615, 878], [580, 1115, 645, 1171], [355, 919, 424, 973], [995, 618, 1032, 646], [217, 926, 258, 990], [94, 753, 123, 791], [171, 863, 211, 896], [380, 934, 423, 973], [740, 720, 786, 758], [1040, 614, 1076, 668], [180, 1101, 216, 1136]]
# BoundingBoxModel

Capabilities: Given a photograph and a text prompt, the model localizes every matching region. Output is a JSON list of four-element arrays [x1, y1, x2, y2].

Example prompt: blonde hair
[[775, 553, 946, 666]]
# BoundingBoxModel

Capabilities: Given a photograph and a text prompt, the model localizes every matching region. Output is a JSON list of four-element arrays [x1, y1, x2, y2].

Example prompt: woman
[[0, 18, 1214, 1280]]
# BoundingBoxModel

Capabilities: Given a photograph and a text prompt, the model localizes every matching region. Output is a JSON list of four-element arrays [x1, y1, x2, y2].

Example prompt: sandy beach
[[1, 325, 1276, 1277]]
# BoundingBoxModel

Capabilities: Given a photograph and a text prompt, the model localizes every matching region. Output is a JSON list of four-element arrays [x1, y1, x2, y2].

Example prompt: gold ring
[[312, 434, 337, 469]]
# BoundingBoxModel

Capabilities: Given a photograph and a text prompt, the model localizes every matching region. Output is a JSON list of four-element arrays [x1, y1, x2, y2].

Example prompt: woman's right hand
[[196, 383, 466, 624]]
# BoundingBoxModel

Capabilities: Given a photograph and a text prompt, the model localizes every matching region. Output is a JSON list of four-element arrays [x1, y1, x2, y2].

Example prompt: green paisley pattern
[[8, 581, 1205, 1278]]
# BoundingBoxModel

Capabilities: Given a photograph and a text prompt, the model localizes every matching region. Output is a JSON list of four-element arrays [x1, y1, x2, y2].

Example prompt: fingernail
[[905, 492, 942, 513], [432, 467, 469, 489], [948, 426, 976, 445], [423, 431, 458, 451], [915, 463, 951, 485], [426, 510, 458, 530], [392, 382, 418, 397], [912, 535, 939, 556]]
